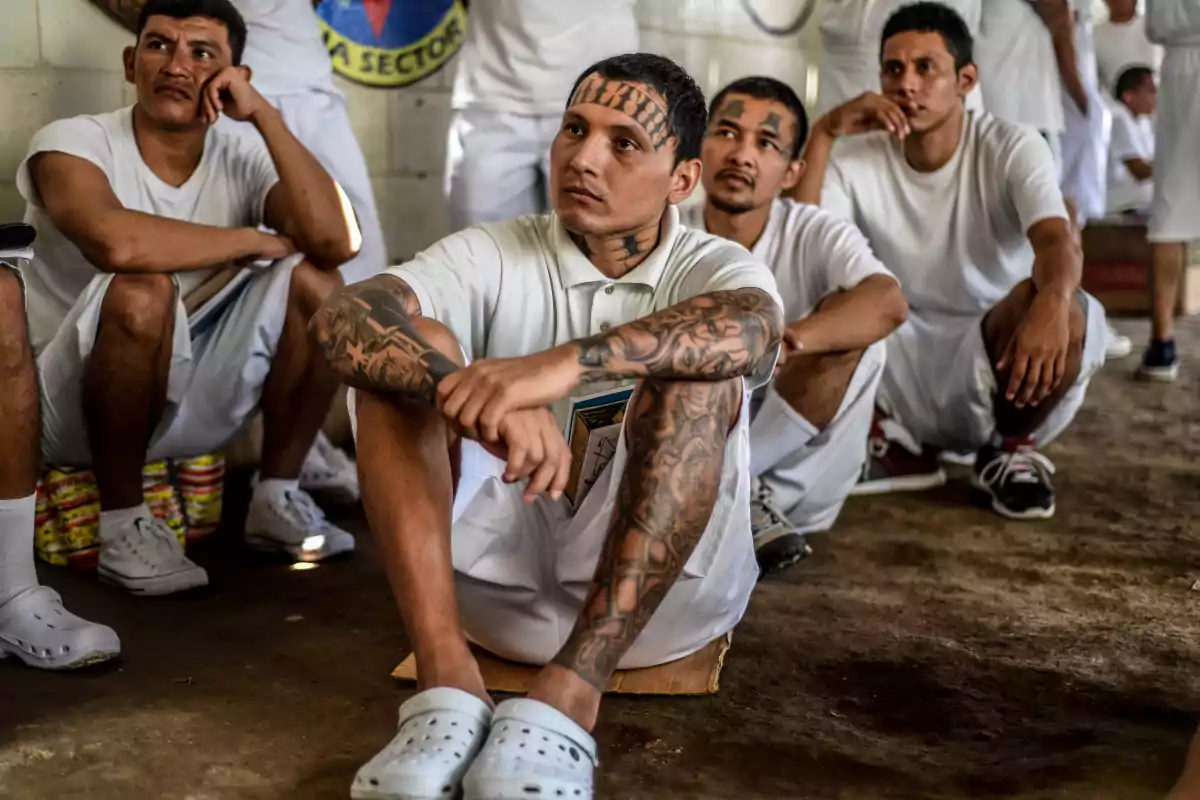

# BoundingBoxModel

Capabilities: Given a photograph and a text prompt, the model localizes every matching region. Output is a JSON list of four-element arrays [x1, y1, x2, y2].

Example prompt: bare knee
[[630, 377, 742, 438], [411, 317, 466, 369], [776, 348, 863, 392], [289, 260, 343, 319], [99, 273, 175, 342], [0, 270, 32, 376]]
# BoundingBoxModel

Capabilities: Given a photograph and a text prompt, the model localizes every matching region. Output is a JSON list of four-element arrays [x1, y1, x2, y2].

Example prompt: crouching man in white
[[0, 226, 120, 669], [685, 76, 907, 575], [16, 0, 359, 595], [797, 3, 1107, 520], [314, 54, 783, 800]]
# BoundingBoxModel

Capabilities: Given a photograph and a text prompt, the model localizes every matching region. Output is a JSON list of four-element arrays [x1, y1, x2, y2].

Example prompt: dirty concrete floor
[[2, 317, 1198, 800]]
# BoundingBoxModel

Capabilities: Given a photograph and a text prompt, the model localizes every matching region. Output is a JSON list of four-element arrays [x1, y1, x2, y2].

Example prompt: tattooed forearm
[[575, 288, 782, 383], [552, 378, 739, 690], [90, 0, 147, 31], [310, 274, 459, 401]]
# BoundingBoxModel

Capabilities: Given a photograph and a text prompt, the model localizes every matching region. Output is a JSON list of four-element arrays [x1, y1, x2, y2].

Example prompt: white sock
[[99, 503, 153, 544], [749, 385, 820, 477], [0, 493, 38, 606], [254, 476, 300, 506]]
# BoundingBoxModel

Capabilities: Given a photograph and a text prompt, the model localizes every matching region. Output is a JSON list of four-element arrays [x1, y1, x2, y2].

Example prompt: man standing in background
[[816, 0, 984, 117], [95, 0, 381, 497], [446, 0, 638, 228], [1094, 0, 1163, 93], [1138, 0, 1200, 381]]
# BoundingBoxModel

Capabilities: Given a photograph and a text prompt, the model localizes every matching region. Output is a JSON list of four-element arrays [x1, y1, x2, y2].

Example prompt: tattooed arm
[[310, 274, 460, 402], [575, 288, 783, 383], [90, 0, 146, 32]]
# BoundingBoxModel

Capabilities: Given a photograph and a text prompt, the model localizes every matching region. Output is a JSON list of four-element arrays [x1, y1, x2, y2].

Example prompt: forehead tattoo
[[570, 74, 673, 151], [762, 112, 782, 135], [720, 98, 746, 119]]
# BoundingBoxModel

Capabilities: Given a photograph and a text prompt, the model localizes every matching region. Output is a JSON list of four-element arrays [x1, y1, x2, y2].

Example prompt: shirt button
[[599, 322, 610, 333], [604, 285, 614, 295]]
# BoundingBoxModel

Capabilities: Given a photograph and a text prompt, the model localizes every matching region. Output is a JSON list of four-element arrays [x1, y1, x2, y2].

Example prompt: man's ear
[[667, 157, 702, 205], [780, 157, 806, 192], [123, 45, 136, 83], [958, 62, 979, 98]]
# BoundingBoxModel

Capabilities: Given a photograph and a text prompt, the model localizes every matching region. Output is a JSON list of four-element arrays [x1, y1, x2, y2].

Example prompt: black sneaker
[[1138, 338, 1180, 382], [750, 478, 811, 578], [850, 416, 946, 496], [972, 439, 1056, 520]]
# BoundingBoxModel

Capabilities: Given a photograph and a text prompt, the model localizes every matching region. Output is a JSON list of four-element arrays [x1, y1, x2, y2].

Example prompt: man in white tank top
[[1137, 0, 1200, 381], [685, 76, 906, 576], [795, 2, 1107, 521]]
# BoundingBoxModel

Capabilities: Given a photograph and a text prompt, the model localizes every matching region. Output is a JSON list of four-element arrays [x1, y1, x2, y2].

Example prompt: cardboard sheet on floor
[[392, 633, 732, 696]]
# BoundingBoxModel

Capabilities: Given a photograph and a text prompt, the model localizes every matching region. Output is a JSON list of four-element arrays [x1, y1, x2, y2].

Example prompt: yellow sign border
[[319, 0, 466, 88]]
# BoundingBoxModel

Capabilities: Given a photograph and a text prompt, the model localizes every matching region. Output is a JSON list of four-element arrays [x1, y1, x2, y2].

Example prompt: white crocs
[[463, 699, 597, 800], [0, 586, 120, 670], [352, 687, 493, 800]]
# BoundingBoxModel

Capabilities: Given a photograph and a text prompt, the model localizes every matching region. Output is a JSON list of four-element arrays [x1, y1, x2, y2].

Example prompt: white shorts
[[349, 383, 759, 670], [35, 257, 300, 466], [219, 90, 387, 284], [445, 109, 561, 229], [754, 341, 885, 534], [1149, 48, 1200, 243], [878, 296, 1107, 453]]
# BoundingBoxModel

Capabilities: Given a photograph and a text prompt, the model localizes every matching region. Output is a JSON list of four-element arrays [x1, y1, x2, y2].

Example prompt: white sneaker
[[98, 515, 209, 596], [1105, 323, 1133, 360], [244, 484, 355, 562], [750, 478, 810, 577], [299, 431, 360, 505], [0, 586, 121, 670]]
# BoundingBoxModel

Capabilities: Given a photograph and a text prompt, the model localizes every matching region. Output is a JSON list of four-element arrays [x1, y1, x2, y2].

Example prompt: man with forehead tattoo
[[314, 54, 783, 800], [684, 76, 907, 576]]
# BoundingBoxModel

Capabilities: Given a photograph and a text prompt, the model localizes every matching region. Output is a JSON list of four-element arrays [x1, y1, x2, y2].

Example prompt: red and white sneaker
[[850, 416, 947, 496]]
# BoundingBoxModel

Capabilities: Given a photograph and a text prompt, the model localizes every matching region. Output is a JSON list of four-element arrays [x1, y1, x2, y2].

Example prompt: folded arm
[[311, 274, 459, 401], [31, 152, 284, 273], [574, 288, 783, 383], [1124, 157, 1153, 182], [786, 275, 908, 355]]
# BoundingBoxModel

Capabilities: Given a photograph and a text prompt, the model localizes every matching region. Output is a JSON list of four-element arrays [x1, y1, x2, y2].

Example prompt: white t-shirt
[[821, 110, 1068, 319], [816, 0, 984, 116], [683, 199, 895, 323], [451, 0, 639, 115], [233, 0, 336, 98], [1106, 100, 1155, 213], [1094, 16, 1164, 92], [1146, 0, 1200, 47], [385, 205, 783, 427], [16, 107, 279, 353], [977, 0, 1065, 133]]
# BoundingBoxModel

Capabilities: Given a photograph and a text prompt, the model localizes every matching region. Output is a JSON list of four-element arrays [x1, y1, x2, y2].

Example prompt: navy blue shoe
[[1138, 339, 1179, 382]]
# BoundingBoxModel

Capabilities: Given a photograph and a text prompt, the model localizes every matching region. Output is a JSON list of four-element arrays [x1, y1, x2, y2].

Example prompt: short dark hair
[[708, 76, 809, 158], [136, 0, 247, 65], [881, 2, 974, 71], [566, 53, 707, 165], [1115, 65, 1154, 99]]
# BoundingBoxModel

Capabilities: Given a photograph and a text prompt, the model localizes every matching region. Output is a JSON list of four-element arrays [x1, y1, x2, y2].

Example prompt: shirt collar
[[553, 205, 681, 290]]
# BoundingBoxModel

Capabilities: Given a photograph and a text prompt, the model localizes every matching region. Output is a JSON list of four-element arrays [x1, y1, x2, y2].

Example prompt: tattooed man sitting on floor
[[313, 53, 783, 800]]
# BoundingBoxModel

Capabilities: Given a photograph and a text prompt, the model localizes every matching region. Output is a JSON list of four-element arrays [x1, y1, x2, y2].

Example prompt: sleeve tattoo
[[575, 288, 783, 383], [310, 275, 460, 402], [90, 0, 147, 31]]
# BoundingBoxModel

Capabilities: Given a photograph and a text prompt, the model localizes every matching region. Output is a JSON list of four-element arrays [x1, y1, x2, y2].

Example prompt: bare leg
[[259, 262, 345, 480], [0, 269, 38, 500], [1169, 725, 1200, 800], [353, 317, 488, 704], [774, 350, 864, 430], [84, 274, 175, 510], [1151, 242, 1187, 343], [981, 279, 1087, 438], [531, 377, 742, 731]]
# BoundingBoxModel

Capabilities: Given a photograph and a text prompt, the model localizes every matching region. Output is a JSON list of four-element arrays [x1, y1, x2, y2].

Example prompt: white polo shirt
[[821, 110, 1067, 320], [683, 198, 895, 322], [385, 205, 783, 426]]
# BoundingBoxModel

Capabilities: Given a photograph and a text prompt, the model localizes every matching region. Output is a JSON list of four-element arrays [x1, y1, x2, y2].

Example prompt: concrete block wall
[[0, 0, 825, 262]]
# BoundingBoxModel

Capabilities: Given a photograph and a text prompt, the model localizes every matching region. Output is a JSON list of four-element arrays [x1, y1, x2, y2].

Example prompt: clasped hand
[[436, 345, 584, 503]]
